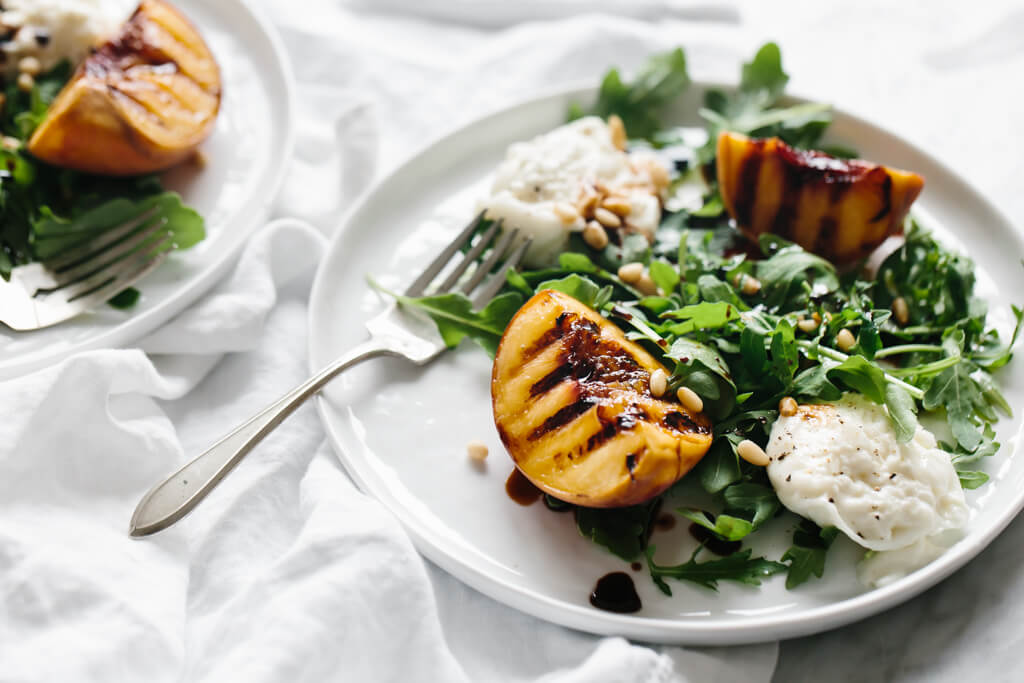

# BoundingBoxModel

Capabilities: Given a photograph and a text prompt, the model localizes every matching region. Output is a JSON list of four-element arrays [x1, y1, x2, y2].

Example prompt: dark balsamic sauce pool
[[589, 572, 642, 613], [505, 469, 543, 506]]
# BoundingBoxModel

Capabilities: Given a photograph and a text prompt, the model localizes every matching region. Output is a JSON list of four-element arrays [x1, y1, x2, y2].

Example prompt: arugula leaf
[[756, 237, 839, 310], [386, 289, 523, 357], [646, 546, 787, 594], [679, 509, 753, 541], [32, 192, 205, 259], [664, 301, 739, 335], [648, 259, 680, 295], [782, 520, 840, 589], [923, 362, 988, 451], [769, 319, 798, 383], [571, 48, 691, 140], [957, 470, 989, 489], [536, 273, 612, 309], [883, 383, 919, 443], [697, 43, 832, 164], [722, 482, 780, 528], [695, 439, 742, 493], [826, 355, 888, 404], [791, 365, 842, 401], [575, 502, 659, 562]]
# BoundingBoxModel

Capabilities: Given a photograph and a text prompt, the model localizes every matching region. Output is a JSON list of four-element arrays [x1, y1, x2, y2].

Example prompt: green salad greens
[[0, 62, 205, 305], [391, 44, 1020, 593]]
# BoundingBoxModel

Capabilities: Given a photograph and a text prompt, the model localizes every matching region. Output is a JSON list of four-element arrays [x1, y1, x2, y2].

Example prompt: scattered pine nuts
[[636, 272, 659, 296], [836, 328, 856, 352], [552, 202, 580, 224], [892, 296, 910, 326], [16, 72, 33, 92], [740, 275, 762, 296], [737, 439, 770, 467], [582, 221, 609, 250], [577, 191, 599, 219], [601, 196, 632, 217], [797, 318, 819, 334], [649, 368, 669, 397], [617, 261, 644, 284], [779, 396, 798, 417], [466, 440, 489, 462], [647, 160, 669, 189], [594, 207, 622, 229], [608, 114, 627, 151], [677, 386, 703, 413], [17, 56, 41, 77]]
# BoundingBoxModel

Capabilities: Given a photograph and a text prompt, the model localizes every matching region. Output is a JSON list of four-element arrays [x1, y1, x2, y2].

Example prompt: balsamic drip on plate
[[505, 469, 543, 506], [589, 572, 642, 613]]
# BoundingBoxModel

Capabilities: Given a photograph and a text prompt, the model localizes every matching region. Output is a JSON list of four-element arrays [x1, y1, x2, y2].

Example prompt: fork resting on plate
[[129, 212, 530, 536]]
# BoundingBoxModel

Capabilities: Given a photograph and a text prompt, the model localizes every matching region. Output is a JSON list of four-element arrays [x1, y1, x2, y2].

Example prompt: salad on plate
[[0, 0, 218, 314], [384, 44, 1021, 611]]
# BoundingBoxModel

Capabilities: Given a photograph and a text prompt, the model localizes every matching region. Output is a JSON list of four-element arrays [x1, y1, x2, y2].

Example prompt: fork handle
[[129, 339, 393, 537]]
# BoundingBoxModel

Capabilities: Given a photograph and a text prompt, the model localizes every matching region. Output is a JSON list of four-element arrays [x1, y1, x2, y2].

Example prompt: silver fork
[[129, 212, 531, 537], [1, 207, 172, 331]]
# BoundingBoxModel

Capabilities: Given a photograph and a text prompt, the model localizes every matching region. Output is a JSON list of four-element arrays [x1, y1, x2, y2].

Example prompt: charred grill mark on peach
[[662, 410, 710, 435], [870, 173, 893, 222], [492, 290, 715, 508]]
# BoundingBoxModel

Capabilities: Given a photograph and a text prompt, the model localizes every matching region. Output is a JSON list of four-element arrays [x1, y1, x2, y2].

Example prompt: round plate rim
[[0, 0, 296, 380], [308, 80, 1024, 644]]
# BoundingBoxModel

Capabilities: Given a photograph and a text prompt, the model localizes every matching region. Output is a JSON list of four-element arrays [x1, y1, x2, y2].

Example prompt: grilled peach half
[[492, 290, 713, 508], [717, 132, 924, 264], [27, 0, 221, 175]]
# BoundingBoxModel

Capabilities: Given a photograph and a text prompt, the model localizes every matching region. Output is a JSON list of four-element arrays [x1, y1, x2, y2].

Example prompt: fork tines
[[404, 211, 532, 308]]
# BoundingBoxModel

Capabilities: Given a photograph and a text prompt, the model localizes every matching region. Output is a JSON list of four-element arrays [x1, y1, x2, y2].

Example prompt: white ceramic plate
[[308, 83, 1024, 644], [0, 0, 294, 379]]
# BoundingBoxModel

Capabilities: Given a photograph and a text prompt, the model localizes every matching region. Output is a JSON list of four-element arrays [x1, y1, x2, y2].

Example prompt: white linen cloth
[[3, 0, 1024, 681]]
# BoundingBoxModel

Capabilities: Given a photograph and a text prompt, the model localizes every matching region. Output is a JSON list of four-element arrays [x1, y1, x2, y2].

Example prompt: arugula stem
[[885, 355, 961, 378], [873, 344, 944, 359], [797, 341, 925, 400]]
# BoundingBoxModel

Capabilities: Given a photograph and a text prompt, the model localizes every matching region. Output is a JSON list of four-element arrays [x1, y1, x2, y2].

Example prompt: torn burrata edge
[[477, 116, 667, 268], [765, 394, 968, 587]]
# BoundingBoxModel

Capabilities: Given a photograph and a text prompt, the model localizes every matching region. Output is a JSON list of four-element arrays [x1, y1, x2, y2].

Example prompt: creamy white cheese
[[766, 394, 967, 557], [479, 116, 666, 267], [1, 0, 128, 76]]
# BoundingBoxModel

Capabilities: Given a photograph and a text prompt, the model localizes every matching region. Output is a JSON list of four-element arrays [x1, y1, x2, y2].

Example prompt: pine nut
[[636, 272, 658, 296], [608, 114, 627, 151], [1, 135, 20, 151], [779, 396, 798, 417], [466, 440, 489, 462], [647, 160, 669, 189], [892, 297, 909, 326], [617, 262, 644, 284], [582, 221, 609, 250], [677, 386, 703, 413], [601, 196, 633, 217], [16, 72, 33, 92], [740, 275, 761, 295], [836, 328, 856, 352], [18, 56, 40, 76], [811, 312, 822, 324], [594, 207, 622, 228], [552, 202, 580, 224], [823, 311, 833, 323], [649, 368, 668, 397], [737, 439, 770, 467], [577, 191, 599, 219], [797, 318, 819, 333]]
